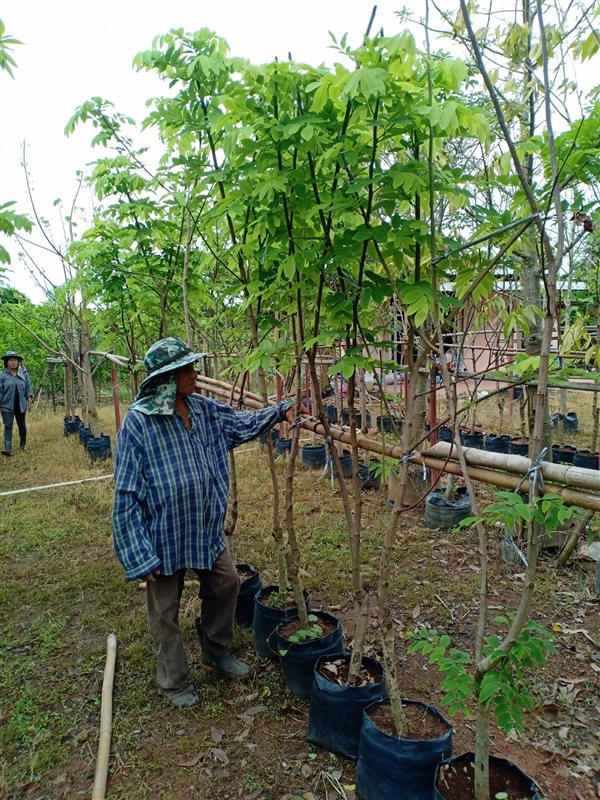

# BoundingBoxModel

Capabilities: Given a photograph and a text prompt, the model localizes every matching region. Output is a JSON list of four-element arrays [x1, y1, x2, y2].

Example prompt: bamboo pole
[[412, 454, 600, 513], [194, 375, 600, 510], [425, 441, 600, 493], [91, 634, 117, 800]]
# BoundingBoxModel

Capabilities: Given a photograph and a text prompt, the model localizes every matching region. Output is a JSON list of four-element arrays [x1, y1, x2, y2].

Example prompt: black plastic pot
[[234, 564, 262, 628], [252, 585, 310, 660], [434, 752, 539, 800], [377, 415, 401, 434], [359, 461, 381, 490], [438, 426, 453, 443], [63, 415, 83, 436], [339, 450, 354, 478], [512, 386, 524, 400], [484, 433, 511, 453], [355, 411, 372, 430], [259, 428, 280, 446], [78, 426, 93, 448], [87, 433, 112, 461], [307, 653, 386, 759], [552, 411, 579, 432], [564, 411, 579, 432], [325, 406, 338, 424], [301, 444, 327, 469], [459, 429, 485, 449], [275, 611, 344, 699], [425, 487, 472, 530], [275, 437, 292, 456], [356, 699, 453, 800], [341, 409, 350, 425], [552, 444, 576, 464], [508, 437, 529, 456], [573, 450, 600, 470]]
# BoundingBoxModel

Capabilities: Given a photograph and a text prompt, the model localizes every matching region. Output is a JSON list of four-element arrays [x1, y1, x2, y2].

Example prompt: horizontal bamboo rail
[[425, 442, 600, 493], [412, 455, 600, 513], [194, 375, 600, 511]]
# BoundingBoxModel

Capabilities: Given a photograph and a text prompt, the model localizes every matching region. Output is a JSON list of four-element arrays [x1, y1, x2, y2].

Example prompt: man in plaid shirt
[[113, 337, 296, 707]]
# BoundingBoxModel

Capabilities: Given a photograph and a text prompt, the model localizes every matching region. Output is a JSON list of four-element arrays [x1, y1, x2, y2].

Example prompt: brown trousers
[[146, 548, 240, 695]]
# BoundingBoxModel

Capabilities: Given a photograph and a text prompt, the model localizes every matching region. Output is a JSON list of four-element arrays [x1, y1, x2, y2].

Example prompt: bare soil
[[276, 616, 338, 641], [367, 701, 451, 741], [436, 756, 537, 800], [317, 657, 383, 688]]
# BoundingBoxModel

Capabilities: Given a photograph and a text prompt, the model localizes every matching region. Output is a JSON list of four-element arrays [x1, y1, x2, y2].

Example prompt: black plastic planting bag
[[275, 612, 344, 699], [356, 699, 453, 800], [234, 564, 262, 629], [252, 585, 310, 660], [434, 752, 539, 800], [307, 653, 386, 760]]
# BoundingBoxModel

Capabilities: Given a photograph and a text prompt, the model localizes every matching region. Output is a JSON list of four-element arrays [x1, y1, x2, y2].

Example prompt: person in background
[[112, 336, 302, 708], [0, 350, 33, 456]]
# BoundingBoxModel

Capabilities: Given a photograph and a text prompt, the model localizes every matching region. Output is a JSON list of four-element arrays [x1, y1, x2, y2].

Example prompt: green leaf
[[282, 255, 296, 281]]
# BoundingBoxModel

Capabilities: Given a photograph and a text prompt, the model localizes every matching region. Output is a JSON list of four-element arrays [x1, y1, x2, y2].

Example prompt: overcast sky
[[1, 1, 596, 303], [1, 0, 417, 302]]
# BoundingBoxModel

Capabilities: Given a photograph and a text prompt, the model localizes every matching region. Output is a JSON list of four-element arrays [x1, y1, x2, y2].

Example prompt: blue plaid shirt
[[112, 394, 289, 580]]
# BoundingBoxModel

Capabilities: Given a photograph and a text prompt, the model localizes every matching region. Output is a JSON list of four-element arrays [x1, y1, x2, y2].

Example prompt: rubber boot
[[2, 439, 12, 457]]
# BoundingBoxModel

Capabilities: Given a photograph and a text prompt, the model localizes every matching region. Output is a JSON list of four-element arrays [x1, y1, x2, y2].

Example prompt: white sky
[[1, 1, 596, 303], [0, 0, 413, 302]]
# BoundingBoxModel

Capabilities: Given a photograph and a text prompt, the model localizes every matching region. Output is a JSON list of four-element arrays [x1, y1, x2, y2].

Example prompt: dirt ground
[[1, 407, 600, 800]]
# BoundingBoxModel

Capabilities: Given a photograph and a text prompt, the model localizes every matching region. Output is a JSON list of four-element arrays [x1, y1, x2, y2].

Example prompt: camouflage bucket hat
[[2, 350, 23, 363], [138, 337, 207, 392]]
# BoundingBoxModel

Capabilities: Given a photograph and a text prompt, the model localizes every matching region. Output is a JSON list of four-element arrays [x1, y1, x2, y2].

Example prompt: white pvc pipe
[[0, 474, 114, 498]]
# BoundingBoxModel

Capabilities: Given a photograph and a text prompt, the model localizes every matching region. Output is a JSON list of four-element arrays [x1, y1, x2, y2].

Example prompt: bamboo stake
[[91, 634, 117, 800]]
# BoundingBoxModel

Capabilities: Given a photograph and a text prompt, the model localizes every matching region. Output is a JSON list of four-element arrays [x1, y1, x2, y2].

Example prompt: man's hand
[[143, 568, 161, 583], [285, 402, 310, 426]]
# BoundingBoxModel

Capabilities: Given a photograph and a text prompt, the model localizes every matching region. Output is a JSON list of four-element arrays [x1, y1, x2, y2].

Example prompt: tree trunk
[[474, 702, 492, 800], [81, 311, 100, 436]]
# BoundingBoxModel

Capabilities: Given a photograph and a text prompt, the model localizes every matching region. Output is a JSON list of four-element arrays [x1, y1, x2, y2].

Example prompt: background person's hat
[[2, 351, 23, 363], [138, 337, 207, 391]]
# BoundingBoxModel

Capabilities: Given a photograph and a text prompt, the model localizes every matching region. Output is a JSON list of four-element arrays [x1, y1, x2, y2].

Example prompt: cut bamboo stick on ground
[[91, 633, 117, 800]]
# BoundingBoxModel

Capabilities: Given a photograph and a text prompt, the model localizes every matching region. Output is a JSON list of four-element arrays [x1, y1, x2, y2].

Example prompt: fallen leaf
[[412, 605, 421, 619], [301, 763, 313, 778], [210, 726, 225, 743], [322, 663, 338, 675], [178, 753, 202, 767], [237, 705, 268, 718], [244, 789, 263, 800], [176, 727, 197, 737], [211, 747, 230, 764]]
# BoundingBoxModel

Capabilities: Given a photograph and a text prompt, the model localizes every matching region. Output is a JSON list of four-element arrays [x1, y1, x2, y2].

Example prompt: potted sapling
[[409, 490, 579, 800], [305, 353, 387, 758]]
